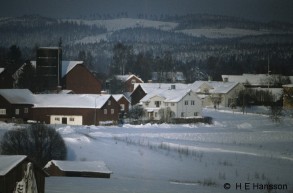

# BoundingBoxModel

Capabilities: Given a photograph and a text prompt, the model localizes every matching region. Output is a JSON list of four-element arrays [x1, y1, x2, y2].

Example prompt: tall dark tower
[[36, 47, 62, 92]]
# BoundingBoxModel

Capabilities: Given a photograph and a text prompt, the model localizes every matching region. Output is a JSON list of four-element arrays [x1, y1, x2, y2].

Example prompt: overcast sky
[[1, 0, 292, 22]]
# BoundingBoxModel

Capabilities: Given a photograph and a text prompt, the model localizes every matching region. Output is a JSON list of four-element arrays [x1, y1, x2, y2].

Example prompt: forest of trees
[[1, 14, 293, 87]]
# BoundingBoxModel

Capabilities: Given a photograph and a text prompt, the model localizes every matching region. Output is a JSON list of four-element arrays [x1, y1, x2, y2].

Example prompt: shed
[[0, 155, 47, 193], [44, 160, 112, 178]]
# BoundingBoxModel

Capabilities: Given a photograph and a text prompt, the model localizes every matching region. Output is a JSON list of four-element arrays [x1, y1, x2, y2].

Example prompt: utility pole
[[267, 55, 271, 89]]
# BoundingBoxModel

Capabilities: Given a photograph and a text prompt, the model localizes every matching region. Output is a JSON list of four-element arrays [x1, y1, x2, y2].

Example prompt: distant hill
[[0, 14, 293, 80]]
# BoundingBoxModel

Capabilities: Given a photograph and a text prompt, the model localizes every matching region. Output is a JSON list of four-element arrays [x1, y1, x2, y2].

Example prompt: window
[[191, 100, 195, 105], [194, 112, 198, 116], [70, 118, 75, 122], [104, 109, 107, 114], [111, 109, 114, 114], [120, 104, 125, 111], [0, 109, 6, 115], [24, 108, 29, 113], [171, 103, 175, 106], [155, 112, 157, 117], [155, 101, 161, 107], [131, 79, 136, 84], [181, 112, 184, 117], [108, 101, 111, 105], [184, 101, 188, 105], [55, 117, 60, 121], [15, 109, 20, 115]]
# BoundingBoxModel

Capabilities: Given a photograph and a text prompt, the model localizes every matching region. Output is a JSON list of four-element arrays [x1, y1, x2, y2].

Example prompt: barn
[[0, 155, 47, 193], [32, 94, 120, 125]]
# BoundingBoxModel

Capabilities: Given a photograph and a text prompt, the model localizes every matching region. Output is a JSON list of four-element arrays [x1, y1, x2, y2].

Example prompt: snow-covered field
[[1, 108, 292, 192]]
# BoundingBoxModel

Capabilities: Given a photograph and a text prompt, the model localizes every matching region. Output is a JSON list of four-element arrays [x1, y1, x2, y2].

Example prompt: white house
[[188, 81, 244, 107], [140, 88, 202, 121]]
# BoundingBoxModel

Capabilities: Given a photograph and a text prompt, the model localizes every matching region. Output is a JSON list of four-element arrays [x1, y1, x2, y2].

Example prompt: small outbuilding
[[0, 155, 47, 193], [44, 160, 112, 178]]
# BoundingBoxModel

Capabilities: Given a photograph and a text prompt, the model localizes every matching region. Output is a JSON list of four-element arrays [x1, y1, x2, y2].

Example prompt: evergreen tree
[[17, 61, 36, 91]]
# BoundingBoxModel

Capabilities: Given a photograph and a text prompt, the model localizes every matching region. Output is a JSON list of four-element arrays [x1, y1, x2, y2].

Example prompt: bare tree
[[158, 107, 175, 123], [0, 124, 67, 166]]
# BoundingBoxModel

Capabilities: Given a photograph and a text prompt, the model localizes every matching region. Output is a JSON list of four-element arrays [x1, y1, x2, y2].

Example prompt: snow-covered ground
[[1, 108, 292, 192]]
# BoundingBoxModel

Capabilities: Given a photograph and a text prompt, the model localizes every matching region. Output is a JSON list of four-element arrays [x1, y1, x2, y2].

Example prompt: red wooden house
[[0, 89, 34, 122]]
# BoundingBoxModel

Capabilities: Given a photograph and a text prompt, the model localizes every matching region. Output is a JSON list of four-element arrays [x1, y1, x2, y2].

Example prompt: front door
[[62, 117, 67, 124]]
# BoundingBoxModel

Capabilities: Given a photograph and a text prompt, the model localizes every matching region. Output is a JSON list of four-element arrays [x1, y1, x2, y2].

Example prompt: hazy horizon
[[1, 0, 293, 23]]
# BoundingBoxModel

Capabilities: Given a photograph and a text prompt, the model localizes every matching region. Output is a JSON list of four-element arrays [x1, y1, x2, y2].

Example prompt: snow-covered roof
[[283, 84, 293, 88], [0, 155, 27, 176], [133, 83, 189, 94], [222, 74, 292, 86], [34, 94, 111, 109], [112, 94, 130, 103], [0, 89, 35, 104], [115, 74, 143, 83], [44, 160, 112, 174], [61, 61, 84, 77], [30, 60, 84, 77], [141, 89, 196, 103], [188, 81, 240, 94]]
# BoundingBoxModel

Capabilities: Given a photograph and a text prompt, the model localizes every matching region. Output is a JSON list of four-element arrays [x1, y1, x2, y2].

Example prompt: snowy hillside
[[61, 18, 178, 32], [177, 28, 273, 39]]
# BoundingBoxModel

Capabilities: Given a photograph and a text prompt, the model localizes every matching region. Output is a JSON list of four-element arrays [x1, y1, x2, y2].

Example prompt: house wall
[[125, 76, 143, 92], [32, 108, 95, 125], [96, 96, 120, 125], [63, 64, 101, 94], [0, 96, 33, 122], [0, 159, 46, 193], [222, 83, 244, 107], [50, 115, 83, 125], [142, 95, 164, 120], [118, 97, 130, 113], [176, 92, 202, 118]]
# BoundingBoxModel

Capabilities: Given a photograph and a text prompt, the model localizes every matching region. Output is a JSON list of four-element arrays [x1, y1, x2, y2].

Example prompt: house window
[[70, 118, 75, 122], [55, 117, 60, 121], [155, 112, 157, 117], [111, 109, 114, 114], [108, 101, 111, 105], [171, 103, 175, 106], [104, 109, 107, 114], [24, 108, 29, 113], [0, 109, 6, 115], [131, 79, 136, 84], [194, 112, 198, 116], [15, 109, 20, 115], [191, 101, 195, 105], [155, 101, 161, 107], [184, 101, 188, 105], [181, 112, 184, 117], [120, 104, 125, 111]]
